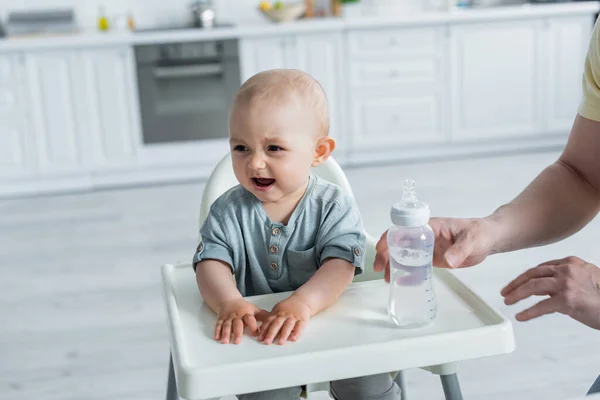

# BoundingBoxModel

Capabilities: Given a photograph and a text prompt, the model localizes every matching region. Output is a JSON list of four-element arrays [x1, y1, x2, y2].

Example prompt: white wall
[[0, 0, 333, 29]]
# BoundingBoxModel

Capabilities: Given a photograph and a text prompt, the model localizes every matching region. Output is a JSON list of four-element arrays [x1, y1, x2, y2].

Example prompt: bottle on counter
[[127, 12, 135, 31], [97, 6, 110, 31]]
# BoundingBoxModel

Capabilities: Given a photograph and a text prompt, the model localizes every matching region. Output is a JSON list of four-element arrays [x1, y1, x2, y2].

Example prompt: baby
[[193, 69, 400, 400]]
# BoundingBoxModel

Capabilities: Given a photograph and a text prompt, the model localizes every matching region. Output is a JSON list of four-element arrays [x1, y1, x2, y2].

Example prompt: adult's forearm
[[489, 159, 600, 254]]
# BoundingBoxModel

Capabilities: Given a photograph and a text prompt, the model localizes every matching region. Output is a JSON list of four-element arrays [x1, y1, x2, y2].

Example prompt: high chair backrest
[[198, 152, 381, 282]]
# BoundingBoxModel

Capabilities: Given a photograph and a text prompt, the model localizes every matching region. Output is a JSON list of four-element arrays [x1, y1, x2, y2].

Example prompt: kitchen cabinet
[[544, 16, 593, 132], [346, 26, 446, 153], [449, 20, 543, 141], [24, 51, 84, 175], [79, 46, 140, 171], [0, 47, 142, 193], [0, 3, 597, 198], [0, 53, 35, 179]]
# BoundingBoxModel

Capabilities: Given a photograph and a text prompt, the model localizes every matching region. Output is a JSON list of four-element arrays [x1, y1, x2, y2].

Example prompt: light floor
[[1, 150, 600, 400]]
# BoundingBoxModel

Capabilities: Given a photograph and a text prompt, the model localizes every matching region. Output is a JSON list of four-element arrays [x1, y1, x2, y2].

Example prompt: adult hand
[[502, 256, 600, 330], [373, 217, 499, 282], [214, 298, 270, 344]]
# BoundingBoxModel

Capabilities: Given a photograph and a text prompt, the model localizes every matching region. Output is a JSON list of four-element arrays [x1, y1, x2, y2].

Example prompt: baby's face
[[229, 98, 319, 204]]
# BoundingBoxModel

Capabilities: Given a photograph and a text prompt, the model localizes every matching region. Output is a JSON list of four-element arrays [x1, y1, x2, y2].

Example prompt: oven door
[[135, 40, 240, 145]]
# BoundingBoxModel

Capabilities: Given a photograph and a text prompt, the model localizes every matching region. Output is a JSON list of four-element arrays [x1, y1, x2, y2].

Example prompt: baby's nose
[[249, 154, 266, 170]]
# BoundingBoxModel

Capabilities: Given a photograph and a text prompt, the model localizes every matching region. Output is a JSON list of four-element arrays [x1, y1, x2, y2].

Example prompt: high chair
[[191, 153, 402, 399], [162, 153, 515, 400]]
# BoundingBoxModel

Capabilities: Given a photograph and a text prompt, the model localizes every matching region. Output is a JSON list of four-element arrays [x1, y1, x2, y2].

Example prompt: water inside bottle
[[388, 247, 437, 328]]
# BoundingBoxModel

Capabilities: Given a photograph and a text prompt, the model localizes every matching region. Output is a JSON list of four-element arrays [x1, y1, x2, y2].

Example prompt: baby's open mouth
[[252, 178, 275, 188]]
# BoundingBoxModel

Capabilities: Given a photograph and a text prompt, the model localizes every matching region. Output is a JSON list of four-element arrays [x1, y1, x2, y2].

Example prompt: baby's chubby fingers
[[258, 315, 277, 342], [276, 319, 297, 345], [290, 320, 306, 342], [214, 319, 224, 341], [262, 316, 287, 345], [232, 318, 244, 344], [242, 314, 259, 337], [220, 318, 233, 344]]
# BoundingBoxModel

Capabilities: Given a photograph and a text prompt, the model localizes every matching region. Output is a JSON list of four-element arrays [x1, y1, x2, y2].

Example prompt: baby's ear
[[312, 136, 336, 167]]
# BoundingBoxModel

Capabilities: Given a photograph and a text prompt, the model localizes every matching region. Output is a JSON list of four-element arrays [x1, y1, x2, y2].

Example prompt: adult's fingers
[[501, 264, 556, 296], [515, 297, 566, 322], [442, 236, 475, 269], [373, 231, 389, 273], [375, 230, 388, 252], [503, 277, 558, 305]]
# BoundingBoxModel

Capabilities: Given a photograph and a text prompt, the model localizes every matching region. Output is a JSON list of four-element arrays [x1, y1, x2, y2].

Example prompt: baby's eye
[[233, 145, 248, 152], [267, 145, 283, 152]]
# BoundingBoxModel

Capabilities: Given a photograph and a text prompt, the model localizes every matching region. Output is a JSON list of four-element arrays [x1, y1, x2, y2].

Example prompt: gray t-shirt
[[193, 174, 366, 297]]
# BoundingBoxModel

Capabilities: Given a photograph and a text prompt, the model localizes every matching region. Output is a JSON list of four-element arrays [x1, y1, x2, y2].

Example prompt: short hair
[[232, 69, 330, 137]]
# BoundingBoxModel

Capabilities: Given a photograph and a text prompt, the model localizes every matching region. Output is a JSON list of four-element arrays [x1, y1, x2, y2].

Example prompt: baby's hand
[[215, 298, 269, 344], [259, 295, 311, 345]]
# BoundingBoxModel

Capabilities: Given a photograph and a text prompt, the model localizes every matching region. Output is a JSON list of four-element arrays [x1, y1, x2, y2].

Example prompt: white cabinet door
[[346, 26, 446, 151], [0, 53, 35, 178], [350, 91, 441, 149], [80, 47, 140, 170], [25, 51, 83, 174], [295, 33, 343, 146], [239, 36, 297, 82], [0, 122, 32, 178], [544, 16, 593, 132], [450, 20, 543, 140]]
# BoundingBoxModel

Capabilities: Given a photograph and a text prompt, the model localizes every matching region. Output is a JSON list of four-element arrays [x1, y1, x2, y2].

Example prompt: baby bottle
[[387, 179, 437, 328]]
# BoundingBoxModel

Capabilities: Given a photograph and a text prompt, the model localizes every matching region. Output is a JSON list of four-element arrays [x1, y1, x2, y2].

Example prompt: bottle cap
[[390, 179, 430, 227]]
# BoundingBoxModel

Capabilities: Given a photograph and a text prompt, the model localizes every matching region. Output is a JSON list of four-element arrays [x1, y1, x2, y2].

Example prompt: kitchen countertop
[[0, 1, 598, 52]]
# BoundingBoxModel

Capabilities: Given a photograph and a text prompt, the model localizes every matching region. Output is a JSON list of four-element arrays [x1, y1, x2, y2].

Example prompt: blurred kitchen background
[[2, 0, 600, 399]]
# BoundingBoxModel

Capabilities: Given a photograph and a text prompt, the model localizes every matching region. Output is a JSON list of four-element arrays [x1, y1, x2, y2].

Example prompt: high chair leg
[[422, 363, 463, 400], [393, 371, 407, 400], [440, 374, 463, 400], [166, 352, 178, 400]]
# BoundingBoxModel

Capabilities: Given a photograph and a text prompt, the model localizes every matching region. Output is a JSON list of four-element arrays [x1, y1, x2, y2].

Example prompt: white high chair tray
[[161, 263, 515, 400]]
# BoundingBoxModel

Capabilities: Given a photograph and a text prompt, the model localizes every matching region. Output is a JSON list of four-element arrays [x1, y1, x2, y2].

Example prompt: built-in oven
[[134, 39, 240, 145]]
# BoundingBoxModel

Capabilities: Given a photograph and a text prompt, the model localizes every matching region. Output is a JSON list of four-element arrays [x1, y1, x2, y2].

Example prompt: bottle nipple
[[401, 179, 417, 204]]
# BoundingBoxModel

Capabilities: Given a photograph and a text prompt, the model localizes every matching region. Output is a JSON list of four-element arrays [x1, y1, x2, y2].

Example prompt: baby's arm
[[259, 193, 366, 345], [194, 205, 268, 344], [257, 259, 354, 345], [196, 260, 266, 344], [290, 258, 355, 315]]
